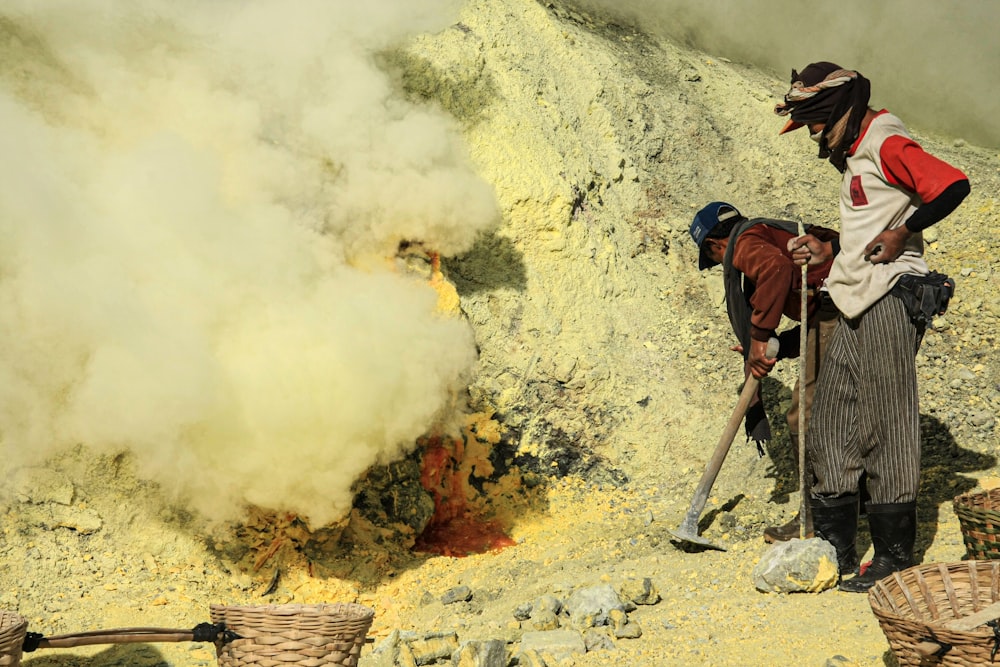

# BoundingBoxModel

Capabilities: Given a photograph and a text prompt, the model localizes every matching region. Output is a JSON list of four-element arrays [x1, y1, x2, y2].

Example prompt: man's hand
[[747, 337, 777, 379], [864, 226, 911, 263], [787, 234, 833, 266]]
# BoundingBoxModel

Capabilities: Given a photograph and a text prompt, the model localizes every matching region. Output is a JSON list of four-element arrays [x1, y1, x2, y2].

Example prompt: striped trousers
[[807, 294, 923, 504]]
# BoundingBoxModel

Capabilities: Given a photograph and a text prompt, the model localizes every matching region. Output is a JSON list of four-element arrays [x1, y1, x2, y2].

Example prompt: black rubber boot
[[839, 501, 916, 593], [811, 494, 859, 576]]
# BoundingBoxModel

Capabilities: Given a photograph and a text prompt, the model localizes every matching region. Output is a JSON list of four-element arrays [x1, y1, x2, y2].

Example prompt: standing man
[[689, 202, 840, 542], [775, 62, 970, 592]]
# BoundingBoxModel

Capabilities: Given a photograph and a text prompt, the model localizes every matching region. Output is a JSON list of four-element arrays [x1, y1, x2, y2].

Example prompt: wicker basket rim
[[954, 487, 1000, 503], [210, 603, 373, 618], [869, 561, 1000, 633], [0, 610, 27, 632]]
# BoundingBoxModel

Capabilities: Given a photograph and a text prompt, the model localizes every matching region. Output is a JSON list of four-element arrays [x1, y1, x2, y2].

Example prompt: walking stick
[[798, 221, 810, 539]]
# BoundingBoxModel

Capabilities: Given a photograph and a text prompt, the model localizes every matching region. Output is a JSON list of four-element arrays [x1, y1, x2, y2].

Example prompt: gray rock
[[409, 632, 460, 665], [362, 630, 418, 667], [12, 467, 75, 505], [752, 537, 839, 593], [49, 505, 103, 534], [564, 583, 625, 628], [451, 639, 506, 667], [825, 655, 859, 667], [583, 629, 615, 652], [530, 594, 562, 616], [608, 608, 628, 632], [970, 410, 995, 427], [22, 504, 104, 535], [518, 629, 586, 662], [442, 585, 473, 605], [513, 650, 546, 667], [613, 621, 642, 639], [527, 609, 560, 631], [619, 577, 661, 605]]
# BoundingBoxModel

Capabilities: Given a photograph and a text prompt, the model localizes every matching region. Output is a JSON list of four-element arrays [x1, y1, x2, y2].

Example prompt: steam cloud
[[571, 0, 1000, 149], [0, 0, 498, 526]]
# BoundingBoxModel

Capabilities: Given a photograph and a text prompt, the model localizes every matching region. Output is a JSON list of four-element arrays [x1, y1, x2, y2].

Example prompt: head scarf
[[774, 61, 871, 172]]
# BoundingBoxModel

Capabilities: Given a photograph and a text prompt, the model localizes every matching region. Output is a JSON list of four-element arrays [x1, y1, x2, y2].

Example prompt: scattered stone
[[613, 620, 642, 639], [619, 577, 661, 605], [583, 629, 615, 652], [752, 538, 839, 593], [513, 649, 546, 667], [451, 639, 506, 667], [970, 410, 995, 427], [55, 506, 103, 534], [24, 504, 104, 535], [527, 608, 560, 631], [364, 630, 418, 667], [12, 467, 75, 505], [531, 594, 562, 616], [518, 629, 586, 663], [409, 632, 460, 665], [442, 586, 473, 605], [564, 583, 625, 628], [825, 655, 859, 667]]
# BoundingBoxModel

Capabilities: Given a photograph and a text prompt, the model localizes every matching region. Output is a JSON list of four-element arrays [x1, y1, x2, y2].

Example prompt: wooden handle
[[682, 337, 780, 519], [912, 600, 1000, 657], [35, 628, 197, 649], [943, 600, 1000, 631], [914, 640, 945, 658]]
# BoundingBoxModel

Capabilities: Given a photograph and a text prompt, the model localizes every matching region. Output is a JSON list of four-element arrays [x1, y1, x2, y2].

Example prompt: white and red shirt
[[826, 110, 967, 318]]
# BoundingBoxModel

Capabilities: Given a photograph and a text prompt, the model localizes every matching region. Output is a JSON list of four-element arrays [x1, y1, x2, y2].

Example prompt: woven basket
[[0, 610, 27, 667], [869, 561, 1000, 666], [209, 603, 374, 667], [954, 488, 1000, 560]]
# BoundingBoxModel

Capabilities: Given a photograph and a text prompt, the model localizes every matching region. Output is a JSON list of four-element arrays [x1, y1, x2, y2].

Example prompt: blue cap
[[689, 202, 742, 270]]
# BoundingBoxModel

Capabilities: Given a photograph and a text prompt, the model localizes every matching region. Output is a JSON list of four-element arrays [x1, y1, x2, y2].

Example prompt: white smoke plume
[[0, 0, 499, 526], [570, 0, 1000, 149]]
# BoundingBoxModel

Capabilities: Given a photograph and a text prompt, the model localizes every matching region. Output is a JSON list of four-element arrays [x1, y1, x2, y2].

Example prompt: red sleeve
[[880, 135, 968, 202], [732, 229, 798, 342]]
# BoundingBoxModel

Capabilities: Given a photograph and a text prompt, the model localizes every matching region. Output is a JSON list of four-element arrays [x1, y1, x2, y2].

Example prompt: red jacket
[[732, 224, 839, 342]]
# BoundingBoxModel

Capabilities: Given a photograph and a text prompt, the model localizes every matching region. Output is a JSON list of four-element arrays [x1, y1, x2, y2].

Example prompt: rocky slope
[[1, 0, 998, 666]]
